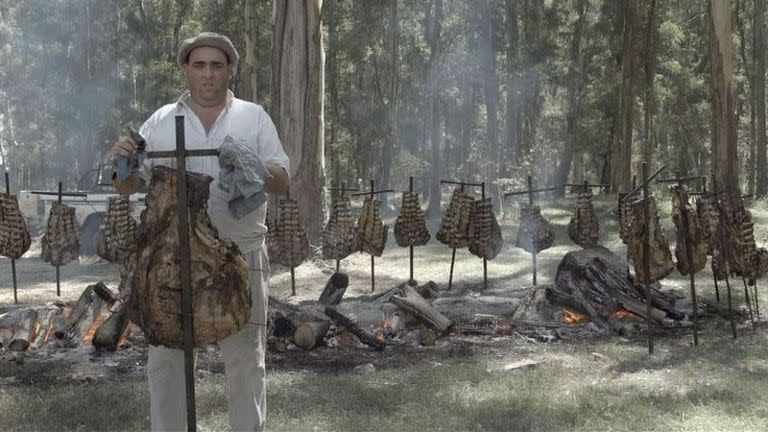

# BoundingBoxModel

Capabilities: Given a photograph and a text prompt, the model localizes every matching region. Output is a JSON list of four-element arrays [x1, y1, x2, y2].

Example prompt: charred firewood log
[[267, 197, 310, 268], [568, 189, 600, 247], [670, 185, 708, 275], [515, 205, 555, 253], [357, 197, 388, 256], [394, 191, 430, 247], [617, 192, 634, 245], [0, 192, 31, 259], [121, 166, 250, 348], [41, 202, 80, 266], [96, 196, 138, 263], [626, 194, 675, 284], [468, 198, 503, 259], [322, 193, 358, 261], [436, 188, 474, 248]]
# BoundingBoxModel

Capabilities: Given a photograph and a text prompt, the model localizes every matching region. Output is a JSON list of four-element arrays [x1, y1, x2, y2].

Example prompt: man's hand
[[264, 164, 289, 194], [109, 135, 145, 195], [109, 134, 140, 162]]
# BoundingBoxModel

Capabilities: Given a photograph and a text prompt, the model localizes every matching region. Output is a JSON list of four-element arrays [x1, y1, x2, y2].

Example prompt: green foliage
[[0, 0, 762, 196]]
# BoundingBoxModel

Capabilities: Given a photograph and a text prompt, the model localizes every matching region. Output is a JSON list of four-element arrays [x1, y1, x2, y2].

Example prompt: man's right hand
[[109, 135, 140, 162], [110, 135, 145, 195]]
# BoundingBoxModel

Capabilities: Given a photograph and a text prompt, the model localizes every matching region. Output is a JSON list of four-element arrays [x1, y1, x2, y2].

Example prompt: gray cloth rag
[[113, 148, 146, 180], [218, 135, 271, 219]]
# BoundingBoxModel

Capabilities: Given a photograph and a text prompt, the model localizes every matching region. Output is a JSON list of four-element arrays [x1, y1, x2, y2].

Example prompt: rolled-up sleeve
[[137, 115, 156, 184], [255, 112, 290, 179]]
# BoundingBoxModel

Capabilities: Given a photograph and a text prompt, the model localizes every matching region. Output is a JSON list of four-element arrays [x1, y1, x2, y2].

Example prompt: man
[[109, 32, 289, 431]]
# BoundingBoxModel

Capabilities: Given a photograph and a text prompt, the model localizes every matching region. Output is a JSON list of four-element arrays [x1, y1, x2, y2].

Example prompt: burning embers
[[0, 282, 141, 356], [548, 247, 685, 332]]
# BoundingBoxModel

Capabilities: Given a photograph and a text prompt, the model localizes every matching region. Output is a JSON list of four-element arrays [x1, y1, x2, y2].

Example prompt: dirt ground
[[2, 196, 768, 431]]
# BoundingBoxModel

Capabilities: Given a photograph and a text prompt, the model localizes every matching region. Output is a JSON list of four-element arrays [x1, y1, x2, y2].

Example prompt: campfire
[[0, 282, 141, 354], [547, 246, 685, 332]]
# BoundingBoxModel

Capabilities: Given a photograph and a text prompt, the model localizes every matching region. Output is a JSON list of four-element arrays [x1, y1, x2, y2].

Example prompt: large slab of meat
[[357, 197, 388, 256], [41, 202, 80, 266], [267, 197, 309, 268], [0, 192, 31, 259], [719, 195, 759, 283], [695, 194, 718, 256], [322, 193, 358, 260], [515, 205, 554, 253], [394, 191, 430, 247], [669, 185, 708, 276], [626, 194, 674, 284], [96, 195, 138, 263], [468, 197, 503, 259], [568, 189, 599, 248], [436, 188, 474, 248], [121, 166, 250, 348]]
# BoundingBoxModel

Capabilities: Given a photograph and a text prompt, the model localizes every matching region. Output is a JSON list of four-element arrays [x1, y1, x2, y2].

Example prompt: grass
[[3, 194, 768, 431], [2, 330, 768, 431]]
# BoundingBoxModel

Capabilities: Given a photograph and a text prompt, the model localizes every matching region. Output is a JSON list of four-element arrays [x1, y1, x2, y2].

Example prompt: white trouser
[[148, 249, 269, 432]]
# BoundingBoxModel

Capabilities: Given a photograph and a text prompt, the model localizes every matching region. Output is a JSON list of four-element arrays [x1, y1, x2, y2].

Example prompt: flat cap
[[177, 32, 239, 69]]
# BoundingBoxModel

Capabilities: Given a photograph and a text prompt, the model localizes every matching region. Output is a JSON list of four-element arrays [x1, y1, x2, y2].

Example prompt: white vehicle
[[16, 166, 145, 255]]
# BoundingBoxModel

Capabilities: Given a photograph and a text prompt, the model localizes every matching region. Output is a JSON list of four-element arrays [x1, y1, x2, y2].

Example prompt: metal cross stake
[[562, 180, 609, 192], [283, 187, 299, 296], [690, 176, 737, 339], [623, 162, 667, 354], [440, 180, 486, 290], [30, 182, 87, 297], [328, 181, 358, 273], [409, 177, 415, 283], [4, 171, 19, 303], [710, 176, 740, 338], [657, 171, 704, 347], [351, 179, 394, 292], [503, 175, 558, 287], [142, 116, 220, 432]]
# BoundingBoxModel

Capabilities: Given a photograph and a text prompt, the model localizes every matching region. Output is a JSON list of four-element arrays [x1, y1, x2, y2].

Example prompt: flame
[[563, 308, 637, 325], [564, 309, 591, 324], [82, 312, 107, 345], [374, 314, 393, 342], [612, 309, 636, 319]]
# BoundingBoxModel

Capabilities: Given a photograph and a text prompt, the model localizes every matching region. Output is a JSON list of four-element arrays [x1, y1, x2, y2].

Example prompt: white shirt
[[138, 91, 290, 253]]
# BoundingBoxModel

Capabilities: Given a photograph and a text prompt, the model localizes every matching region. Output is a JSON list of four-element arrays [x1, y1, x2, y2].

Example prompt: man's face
[[182, 46, 232, 106]]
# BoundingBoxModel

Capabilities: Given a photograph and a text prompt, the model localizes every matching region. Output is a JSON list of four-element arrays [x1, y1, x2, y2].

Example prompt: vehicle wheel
[[80, 212, 106, 256]]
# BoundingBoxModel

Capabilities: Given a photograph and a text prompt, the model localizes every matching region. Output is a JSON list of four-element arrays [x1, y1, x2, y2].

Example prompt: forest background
[[0, 0, 760, 238]]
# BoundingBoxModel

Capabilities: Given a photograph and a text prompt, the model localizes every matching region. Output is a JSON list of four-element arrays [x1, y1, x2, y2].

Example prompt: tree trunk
[[735, 0, 755, 194], [240, 0, 259, 102], [709, 0, 740, 195], [643, 0, 658, 164], [376, 0, 399, 194], [460, 72, 476, 171], [555, 0, 588, 195], [426, 0, 444, 218], [755, 0, 767, 196], [503, 0, 520, 176], [325, 1, 341, 183], [612, 0, 636, 193], [271, 0, 326, 241], [480, 0, 500, 181]]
